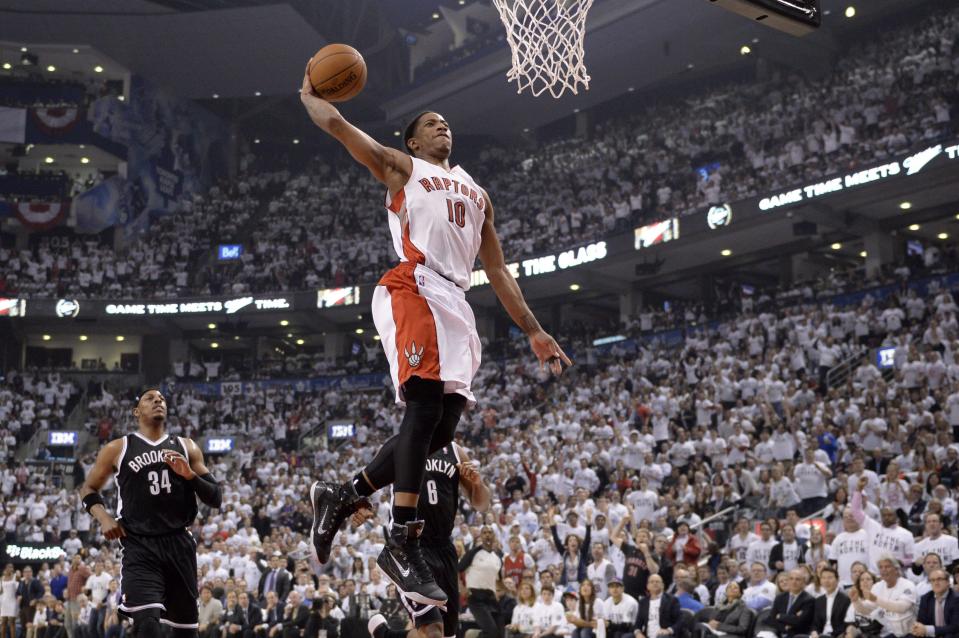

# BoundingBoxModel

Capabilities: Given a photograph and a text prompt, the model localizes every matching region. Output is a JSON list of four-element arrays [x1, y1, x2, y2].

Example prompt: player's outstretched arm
[[299, 65, 411, 188], [455, 443, 492, 512], [79, 440, 126, 540], [164, 439, 222, 508], [477, 190, 572, 376]]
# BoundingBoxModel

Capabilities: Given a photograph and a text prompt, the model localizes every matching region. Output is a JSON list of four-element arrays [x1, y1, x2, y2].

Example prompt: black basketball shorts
[[400, 541, 459, 638], [118, 530, 199, 629]]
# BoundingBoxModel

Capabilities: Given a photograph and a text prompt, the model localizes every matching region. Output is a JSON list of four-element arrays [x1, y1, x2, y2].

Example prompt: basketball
[[308, 43, 367, 103]]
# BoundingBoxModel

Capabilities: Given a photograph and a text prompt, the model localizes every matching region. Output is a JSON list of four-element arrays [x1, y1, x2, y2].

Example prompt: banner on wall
[[15, 200, 69, 230], [87, 76, 228, 239], [73, 176, 133, 234]]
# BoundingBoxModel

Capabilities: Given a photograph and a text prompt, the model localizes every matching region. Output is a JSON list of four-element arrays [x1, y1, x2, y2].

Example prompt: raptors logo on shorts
[[373, 157, 485, 406], [404, 341, 425, 368]]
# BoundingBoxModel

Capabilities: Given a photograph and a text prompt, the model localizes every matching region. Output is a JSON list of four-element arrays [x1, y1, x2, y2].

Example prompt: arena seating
[[2, 6, 956, 300]]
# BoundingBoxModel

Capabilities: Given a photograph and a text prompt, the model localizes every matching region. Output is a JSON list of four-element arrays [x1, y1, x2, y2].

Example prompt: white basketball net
[[492, 0, 593, 98]]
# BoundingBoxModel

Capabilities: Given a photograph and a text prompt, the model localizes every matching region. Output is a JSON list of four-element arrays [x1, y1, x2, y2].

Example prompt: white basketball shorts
[[372, 262, 481, 406]]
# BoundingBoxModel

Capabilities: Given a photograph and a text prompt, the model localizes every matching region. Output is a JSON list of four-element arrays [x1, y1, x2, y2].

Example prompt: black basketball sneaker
[[376, 520, 447, 607], [309, 481, 363, 564]]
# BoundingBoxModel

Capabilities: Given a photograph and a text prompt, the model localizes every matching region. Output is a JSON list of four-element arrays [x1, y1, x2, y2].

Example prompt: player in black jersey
[[79, 389, 222, 638], [355, 443, 490, 638]]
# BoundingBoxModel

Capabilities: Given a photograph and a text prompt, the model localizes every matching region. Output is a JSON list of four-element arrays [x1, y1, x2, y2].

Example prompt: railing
[[825, 348, 867, 388]]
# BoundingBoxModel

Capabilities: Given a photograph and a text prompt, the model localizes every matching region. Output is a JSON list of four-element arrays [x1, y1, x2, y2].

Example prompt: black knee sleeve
[[430, 393, 466, 453], [362, 384, 465, 492], [135, 616, 162, 638], [393, 377, 444, 494]]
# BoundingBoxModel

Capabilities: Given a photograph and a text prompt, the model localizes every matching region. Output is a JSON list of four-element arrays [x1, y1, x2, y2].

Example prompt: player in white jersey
[[299, 71, 571, 606]]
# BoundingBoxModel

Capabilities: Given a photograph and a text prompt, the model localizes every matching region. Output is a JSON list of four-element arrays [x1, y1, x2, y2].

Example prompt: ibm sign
[[48, 431, 78, 446], [205, 437, 235, 454]]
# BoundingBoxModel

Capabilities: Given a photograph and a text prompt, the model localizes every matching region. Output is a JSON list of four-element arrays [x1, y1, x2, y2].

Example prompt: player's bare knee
[[420, 623, 443, 638]]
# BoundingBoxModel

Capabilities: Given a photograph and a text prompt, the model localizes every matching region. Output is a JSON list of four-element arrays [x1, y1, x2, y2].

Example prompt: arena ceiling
[[0, 0, 937, 137]]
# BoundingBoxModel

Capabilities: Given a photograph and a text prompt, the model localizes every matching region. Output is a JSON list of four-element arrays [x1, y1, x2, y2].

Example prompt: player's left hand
[[163, 450, 195, 480], [458, 461, 480, 484], [349, 501, 375, 527], [529, 330, 572, 376]]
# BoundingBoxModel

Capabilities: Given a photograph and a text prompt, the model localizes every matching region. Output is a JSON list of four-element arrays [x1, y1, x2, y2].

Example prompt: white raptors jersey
[[385, 157, 486, 290]]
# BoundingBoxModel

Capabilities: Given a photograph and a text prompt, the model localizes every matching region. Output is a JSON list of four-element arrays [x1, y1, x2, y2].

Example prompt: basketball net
[[492, 0, 593, 98]]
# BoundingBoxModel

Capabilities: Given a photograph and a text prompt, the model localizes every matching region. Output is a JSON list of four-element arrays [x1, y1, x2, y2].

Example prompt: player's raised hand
[[529, 330, 572, 376], [300, 61, 320, 102], [163, 450, 195, 480]]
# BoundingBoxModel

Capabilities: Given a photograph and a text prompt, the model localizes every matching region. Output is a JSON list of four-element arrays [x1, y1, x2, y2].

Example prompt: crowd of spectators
[[0, 256, 957, 638], [2, 5, 957, 300]]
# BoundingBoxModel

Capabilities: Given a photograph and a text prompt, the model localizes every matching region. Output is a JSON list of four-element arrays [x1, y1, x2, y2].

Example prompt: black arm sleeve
[[190, 473, 222, 508]]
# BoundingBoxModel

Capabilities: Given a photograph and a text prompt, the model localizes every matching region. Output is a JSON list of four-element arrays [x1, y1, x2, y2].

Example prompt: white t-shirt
[[601, 594, 639, 626], [915, 534, 959, 567], [85, 572, 112, 605], [861, 515, 915, 571], [531, 600, 567, 632], [831, 529, 870, 586], [511, 603, 536, 633], [794, 463, 829, 499], [746, 538, 777, 568], [870, 577, 917, 637], [727, 532, 759, 564]]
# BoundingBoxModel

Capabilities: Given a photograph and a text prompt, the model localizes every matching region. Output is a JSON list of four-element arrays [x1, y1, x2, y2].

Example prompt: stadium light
[[830, 243, 841, 250], [296, 339, 305, 345], [116, 335, 125, 342], [46, 65, 55, 72], [845, 6, 856, 18], [286, 333, 293, 338], [254, 91, 261, 97], [253, 139, 260, 144], [899, 201, 912, 210], [374, 335, 381, 341], [908, 224, 920, 231], [1, 63, 10, 70], [234, 335, 240, 341], [740, 45, 752, 55], [859, 251, 867, 258], [93, 65, 104, 73], [432, 12, 440, 19], [72, 48, 79, 54], [721, 249, 732, 257], [355, 328, 364, 335], [44, 157, 54, 164], [20, 47, 27, 52], [208, 323, 216, 330], [211, 342, 219, 349], [293, 138, 300, 145], [42, 334, 51, 341], [570, 284, 581, 291], [80, 157, 90, 164], [279, 319, 289, 326], [939, 233, 950, 240], [79, 335, 88, 341], [212, 93, 219, 99]]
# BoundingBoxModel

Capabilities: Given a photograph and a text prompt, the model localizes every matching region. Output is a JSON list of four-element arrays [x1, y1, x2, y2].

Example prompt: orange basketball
[[308, 44, 367, 103]]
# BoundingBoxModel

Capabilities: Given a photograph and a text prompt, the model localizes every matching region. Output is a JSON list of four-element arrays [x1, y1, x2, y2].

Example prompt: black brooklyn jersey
[[115, 433, 198, 536], [419, 444, 460, 544]]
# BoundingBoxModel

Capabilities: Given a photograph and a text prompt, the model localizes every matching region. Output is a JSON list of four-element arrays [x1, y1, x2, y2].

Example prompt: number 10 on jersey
[[446, 199, 465, 228]]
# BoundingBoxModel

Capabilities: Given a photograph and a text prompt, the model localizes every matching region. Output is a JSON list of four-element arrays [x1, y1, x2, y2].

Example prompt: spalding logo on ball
[[309, 43, 367, 103]]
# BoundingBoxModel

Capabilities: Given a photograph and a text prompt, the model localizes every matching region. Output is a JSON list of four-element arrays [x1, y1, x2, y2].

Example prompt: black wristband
[[82, 492, 105, 514]]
